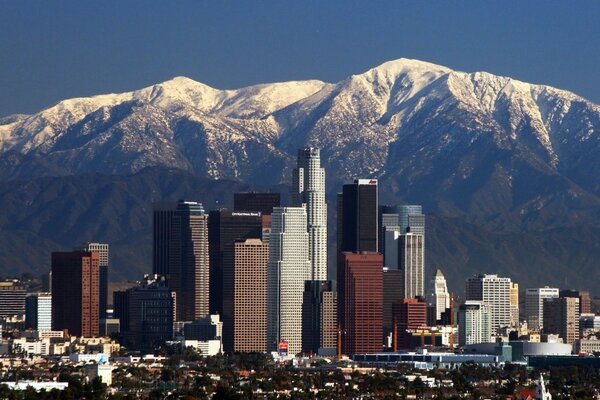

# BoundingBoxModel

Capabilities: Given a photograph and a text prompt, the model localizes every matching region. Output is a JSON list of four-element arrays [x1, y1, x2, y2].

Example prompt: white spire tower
[[429, 269, 450, 321], [292, 147, 327, 281]]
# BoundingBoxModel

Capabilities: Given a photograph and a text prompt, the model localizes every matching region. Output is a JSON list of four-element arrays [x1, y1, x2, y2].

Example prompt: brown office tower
[[232, 238, 269, 352], [0, 281, 27, 318], [383, 268, 403, 340], [208, 210, 263, 344], [234, 192, 280, 215], [560, 289, 591, 315], [51, 251, 100, 337], [339, 252, 383, 356], [153, 201, 209, 321], [392, 298, 428, 350], [302, 280, 337, 355], [543, 296, 580, 344]]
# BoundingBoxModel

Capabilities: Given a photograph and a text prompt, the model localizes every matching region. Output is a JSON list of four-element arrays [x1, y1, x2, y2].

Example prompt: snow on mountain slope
[[1, 58, 599, 221]]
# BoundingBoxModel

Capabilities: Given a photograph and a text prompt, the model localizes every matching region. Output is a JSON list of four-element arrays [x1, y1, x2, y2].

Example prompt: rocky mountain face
[[1, 58, 599, 291]]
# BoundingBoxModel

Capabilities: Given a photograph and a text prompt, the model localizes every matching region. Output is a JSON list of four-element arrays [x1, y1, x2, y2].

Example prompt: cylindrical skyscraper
[[292, 147, 327, 281]]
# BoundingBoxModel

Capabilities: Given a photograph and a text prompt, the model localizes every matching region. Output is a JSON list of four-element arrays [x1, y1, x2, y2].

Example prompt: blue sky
[[1, 1, 599, 116]]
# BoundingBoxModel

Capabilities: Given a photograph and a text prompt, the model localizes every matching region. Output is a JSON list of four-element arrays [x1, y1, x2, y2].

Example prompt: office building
[[543, 297, 580, 345], [99, 318, 120, 337], [465, 274, 511, 336], [208, 210, 262, 347], [232, 238, 269, 352], [25, 293, 52, 331], [0, 281, 26, 318], [51, 251, 100, 337], [378, 205, 400, 255], [383, 268, 403, 339], [338, 179, 378, 254], [153, 201, 209, 321], [292, 147, 328, 281], [428, 269, 450, 322], [75, 243, 109, 320], [392, 298, 428, 350], [510, 282, 519, 327], [525, 287, 559, 331], [339, 252, 383, 356], [117, 275, 175, 350], [398, 205, 425, 235], [184, 314, 223, 342], [398, 233, 425, 299], [302, 280, 337, 355], [560, 290, 592, 315], [458, 301, 492, 346], [234, 192, 280, 215], [267, 207, 311, 355]]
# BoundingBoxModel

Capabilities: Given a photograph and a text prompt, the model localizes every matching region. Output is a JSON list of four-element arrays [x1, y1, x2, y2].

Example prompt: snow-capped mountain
[[1, 58, 600, 227]]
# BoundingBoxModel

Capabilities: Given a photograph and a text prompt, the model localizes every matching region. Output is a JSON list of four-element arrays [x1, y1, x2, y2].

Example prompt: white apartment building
[[267, 207, 311, 355], [525, 287, 559, 331]]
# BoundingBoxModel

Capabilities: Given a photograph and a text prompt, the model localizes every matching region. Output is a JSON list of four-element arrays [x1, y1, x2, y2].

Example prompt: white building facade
[[525, 287, 559, 332], [465, 274, 512, 336], [267, 207, 311, 355], [428, 269, 450, 321], [458, 301, 492, 346], [292, 147, 327, 281]]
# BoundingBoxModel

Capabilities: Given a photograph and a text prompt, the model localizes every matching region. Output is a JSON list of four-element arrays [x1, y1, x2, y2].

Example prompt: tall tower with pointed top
[[292, 147, 327, 281], [428, 269, 450, 321]]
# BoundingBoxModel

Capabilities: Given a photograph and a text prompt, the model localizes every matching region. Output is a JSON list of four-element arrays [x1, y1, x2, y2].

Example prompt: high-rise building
[[510, 282, 519, 327], [0, 281, 26, 318], [116, 275, 176, 350], [51, 251, 100, 337], [75, 243, 109, 320], [338, 179, 378, 254], [428, 269, 450, 322], [292, 147, 327, 281], [398, 233, 425, 299], [458, 301, 492, 346], [234, 192, 280, 215], [392, 297, 428, 350], [302, 280, 337, 355], [465, 274, 511, 336], [339, 252, 383, 356], [383, 268, 403, 339], [525, 287, 559, 331], [153, 201, 209, 321], [208, 210, 263, 348], [543, 296, 580, 345], [398, 205, 425, 235], [267, 207, 311, 355], [560, 289, 592, 315], [25, 293, 52, 331], [232, 238, 269, 352]]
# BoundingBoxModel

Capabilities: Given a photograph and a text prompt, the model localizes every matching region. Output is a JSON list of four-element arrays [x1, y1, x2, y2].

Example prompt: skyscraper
[[525, 287, 559, 331], [153, 201, 209, 321], [267, 207, 311, 355], [338, 179, 378, 254], [302, 280, 337, 355], [543, 296, 580, 345], [383, 268, 403, 340], [398, 233, 425, 299], [428, 269, 450, 321], [234, 192, 280, 215], [510, 282, 519, 327], [0, 281, 26, 318], [75, 243, 109, 320], [25, 293, 52, 331], [339, 252, 383, 356], [292, 147, 327, 281], [465, 274, 512, 336], [560, 289, 592, 315], [232, 238, 269, 352], [207, 210, 263, 347], [52, 251, 100, 337], [398, 205, 425, 235], [458, 301, 492, 346]]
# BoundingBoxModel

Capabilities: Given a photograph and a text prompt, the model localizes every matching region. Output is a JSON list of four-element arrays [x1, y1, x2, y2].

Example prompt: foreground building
[[458, 301, 491, 346]]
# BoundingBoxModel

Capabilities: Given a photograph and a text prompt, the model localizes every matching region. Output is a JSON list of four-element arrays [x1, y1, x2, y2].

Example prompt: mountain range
[[1, 58, 599, 293]]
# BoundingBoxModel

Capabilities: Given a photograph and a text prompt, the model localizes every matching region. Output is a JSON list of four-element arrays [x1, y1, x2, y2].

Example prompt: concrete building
[[75, 242, 109, 320], [398, 233, 425, 299], [302, 280, 337, 355], [560, 289, 592, 315], [465, 274, 511, 336], [233, 192, 280, 215], [52, 251, 100, 337], [428, 269, 450, 322], [153, 201, 209, 321], [458, 301, 492, 346], [510, 282, 519, 327], [0, 281, 26, 318], [86, 364, 114, 386], [232, 238, 268, 352], [292, 147, 328, 281], [184, 315, 222, 354], [543, 296, 580, 345], [25, 293, 52, 331], [339, 252, 383, 356], [392, 298, 428, 350], [525, 287, 559, 331], [267, 207, 310, 355]]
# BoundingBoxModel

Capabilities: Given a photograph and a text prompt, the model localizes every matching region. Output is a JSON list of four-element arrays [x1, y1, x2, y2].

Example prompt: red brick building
[[392, 297, 428, 350]]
